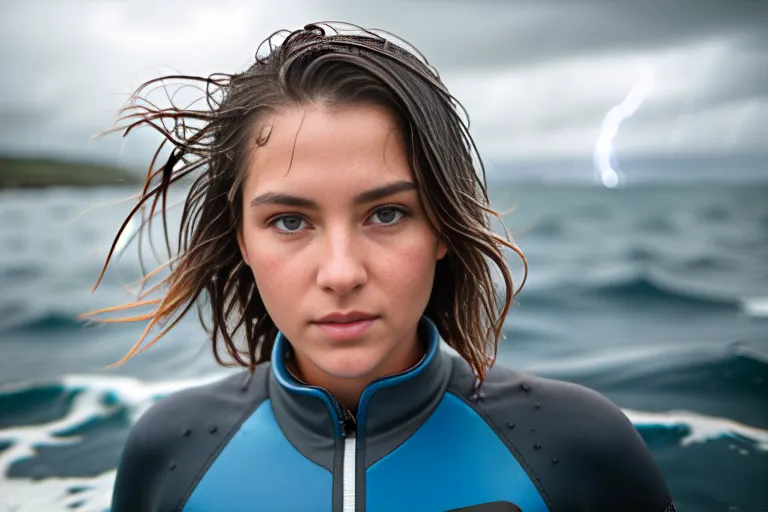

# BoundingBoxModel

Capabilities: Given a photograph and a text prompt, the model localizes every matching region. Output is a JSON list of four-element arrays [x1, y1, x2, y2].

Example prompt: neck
[[287, 330, 426, 413]]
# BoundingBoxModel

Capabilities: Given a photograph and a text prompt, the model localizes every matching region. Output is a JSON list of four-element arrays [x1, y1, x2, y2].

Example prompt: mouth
[[313, 311, 379, 324], [312, 312, 380, 341]]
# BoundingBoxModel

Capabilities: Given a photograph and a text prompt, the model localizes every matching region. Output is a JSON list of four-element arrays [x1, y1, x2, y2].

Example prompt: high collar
[[268, 316, 452, 449]]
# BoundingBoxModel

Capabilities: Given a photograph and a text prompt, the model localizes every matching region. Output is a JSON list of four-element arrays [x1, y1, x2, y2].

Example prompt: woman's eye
[[369, 206, 406, 225], [271, 215, 307, 233], [269, 207, 406, 234]]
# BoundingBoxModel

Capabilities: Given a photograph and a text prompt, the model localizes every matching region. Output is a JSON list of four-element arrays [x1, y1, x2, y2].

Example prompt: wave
[[587, 274, 738, 309], [628, 409, 768, 451], [518, 272, 743, 313], [634, 216, 679, 234], [0, 264, 43, 283], [524, 342, 768, 401], [525, 218, 563, 237], [625, 247, 657, 263], [741, 297, 768, 318], [696, 205, 731, 222], [621, 249, 739, 271], [0, 312, 91, 335], [677, 255, 732, 272]]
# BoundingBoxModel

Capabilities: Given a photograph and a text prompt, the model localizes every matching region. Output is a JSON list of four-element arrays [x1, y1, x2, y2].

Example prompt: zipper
[[341, 408, 357, 512], [285, 357, 362, 511], [323, 392, 358, 512]]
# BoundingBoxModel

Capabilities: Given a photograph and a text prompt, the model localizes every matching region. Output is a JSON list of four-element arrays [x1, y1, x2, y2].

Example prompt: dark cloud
[[0, 0, 765, 170], [358, 0, 768, 69]]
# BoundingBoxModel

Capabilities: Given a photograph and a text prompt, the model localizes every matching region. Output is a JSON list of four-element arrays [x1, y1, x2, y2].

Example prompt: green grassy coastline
[[0, 156, 141, 188]]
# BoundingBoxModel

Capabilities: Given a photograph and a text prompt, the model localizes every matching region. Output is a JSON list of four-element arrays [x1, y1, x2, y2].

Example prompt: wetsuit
[[111, 316, 675, 512]]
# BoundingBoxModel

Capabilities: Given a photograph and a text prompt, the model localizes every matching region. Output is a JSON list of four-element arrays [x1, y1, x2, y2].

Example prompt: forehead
[[244, 103, 412, 193]]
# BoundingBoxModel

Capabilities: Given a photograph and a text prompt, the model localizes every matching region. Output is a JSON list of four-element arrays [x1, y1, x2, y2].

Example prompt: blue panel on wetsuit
[[183, 399, 332, 512], [366, 392, 549, 512]]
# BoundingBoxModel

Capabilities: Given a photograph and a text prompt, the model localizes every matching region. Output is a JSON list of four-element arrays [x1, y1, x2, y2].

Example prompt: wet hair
[[84, 22, 527, 383]]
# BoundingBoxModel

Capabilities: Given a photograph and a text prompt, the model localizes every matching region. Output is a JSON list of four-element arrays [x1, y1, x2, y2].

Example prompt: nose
[[315, 227, 368, 295]]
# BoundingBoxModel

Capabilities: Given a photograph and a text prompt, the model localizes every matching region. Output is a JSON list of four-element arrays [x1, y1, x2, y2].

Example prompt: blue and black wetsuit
[[111, 317, 675, 511]]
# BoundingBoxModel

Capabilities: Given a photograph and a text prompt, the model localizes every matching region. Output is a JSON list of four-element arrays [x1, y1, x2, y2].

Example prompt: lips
[[312, 311, 379, 341], [314, 311, 378, 324]]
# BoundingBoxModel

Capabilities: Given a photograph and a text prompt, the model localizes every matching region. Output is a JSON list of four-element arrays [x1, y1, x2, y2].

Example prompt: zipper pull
[[341, 408, 356, 435], [328, 393, 356, 437]]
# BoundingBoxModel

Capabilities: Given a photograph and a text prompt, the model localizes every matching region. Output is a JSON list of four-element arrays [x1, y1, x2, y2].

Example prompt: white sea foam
[[1, 471, 115, 512], [625, 409, 768, 451], [1, 373, 766, 511], [742, 296, 768, 318], [0, 373, 225, 512]]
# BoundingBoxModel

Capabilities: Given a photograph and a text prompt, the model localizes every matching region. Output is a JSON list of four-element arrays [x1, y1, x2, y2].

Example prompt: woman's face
[[238, 103, 447, 386]]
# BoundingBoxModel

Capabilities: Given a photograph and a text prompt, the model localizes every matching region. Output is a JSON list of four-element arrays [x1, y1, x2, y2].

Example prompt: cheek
[[243, 235, 303, 316], [377, 235, 439, 301]]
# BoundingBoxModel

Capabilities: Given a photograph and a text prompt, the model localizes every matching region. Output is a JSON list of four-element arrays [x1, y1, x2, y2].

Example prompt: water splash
[[0, 374, 225, 512], [742, 297, 768, 318], [627, 408, 768, 450], [594, 71, 655, 188]]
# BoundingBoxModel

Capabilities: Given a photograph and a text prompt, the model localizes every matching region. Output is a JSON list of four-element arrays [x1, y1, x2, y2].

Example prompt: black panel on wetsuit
[[447, 356, 676, 512], [110, 367, 270, 512]]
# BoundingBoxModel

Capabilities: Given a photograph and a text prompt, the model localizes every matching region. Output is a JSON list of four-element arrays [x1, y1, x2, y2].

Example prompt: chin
[[312, 348, 385, 380]]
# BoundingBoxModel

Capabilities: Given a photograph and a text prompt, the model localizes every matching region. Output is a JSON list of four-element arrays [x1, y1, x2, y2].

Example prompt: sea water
[[0, 182, 766, 511]]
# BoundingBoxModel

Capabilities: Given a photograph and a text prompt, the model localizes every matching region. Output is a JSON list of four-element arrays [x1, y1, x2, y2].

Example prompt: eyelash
[[267, 205, 410, 236]]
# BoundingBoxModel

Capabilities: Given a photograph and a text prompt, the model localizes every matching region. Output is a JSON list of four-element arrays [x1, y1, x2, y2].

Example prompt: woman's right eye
[[270, 215, 308, 234]]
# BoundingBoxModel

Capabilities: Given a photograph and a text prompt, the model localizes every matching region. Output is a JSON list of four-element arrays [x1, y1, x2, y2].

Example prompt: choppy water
[[0, 183, 766, 511]]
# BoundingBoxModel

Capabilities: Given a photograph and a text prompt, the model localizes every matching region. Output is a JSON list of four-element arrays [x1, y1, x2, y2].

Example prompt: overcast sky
[[1, 0, 766, 181]]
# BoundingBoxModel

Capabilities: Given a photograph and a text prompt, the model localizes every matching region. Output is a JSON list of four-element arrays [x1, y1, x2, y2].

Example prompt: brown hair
[[83, 22, 527, 383]]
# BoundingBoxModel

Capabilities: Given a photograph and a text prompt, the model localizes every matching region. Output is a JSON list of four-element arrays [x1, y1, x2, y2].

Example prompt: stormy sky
[[0, 0, 766, 181]]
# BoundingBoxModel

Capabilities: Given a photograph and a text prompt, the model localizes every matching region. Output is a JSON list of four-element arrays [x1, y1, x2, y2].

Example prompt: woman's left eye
[[368, 206, 407, 225]]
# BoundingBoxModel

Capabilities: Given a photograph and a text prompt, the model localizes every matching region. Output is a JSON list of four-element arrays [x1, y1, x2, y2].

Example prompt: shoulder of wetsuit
[[446, 356, 676, 512], [110, 365, 270, 512]]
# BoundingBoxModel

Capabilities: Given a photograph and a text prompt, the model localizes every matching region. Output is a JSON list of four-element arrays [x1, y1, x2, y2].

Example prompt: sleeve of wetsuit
[[561, 385, 676, 512], [110, 371, 267, 512], [110, 398, 173, 512]]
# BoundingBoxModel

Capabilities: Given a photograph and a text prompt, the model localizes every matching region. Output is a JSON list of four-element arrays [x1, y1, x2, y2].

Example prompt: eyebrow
[[249, 180, 417, 210]]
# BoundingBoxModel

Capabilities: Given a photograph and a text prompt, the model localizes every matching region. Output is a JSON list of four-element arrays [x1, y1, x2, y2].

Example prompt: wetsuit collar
[[268, 316, 451, 447]]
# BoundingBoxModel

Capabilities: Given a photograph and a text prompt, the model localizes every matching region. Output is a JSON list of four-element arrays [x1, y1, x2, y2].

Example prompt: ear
[[436, 238, 448, 261], [236, 229, 251, 267]]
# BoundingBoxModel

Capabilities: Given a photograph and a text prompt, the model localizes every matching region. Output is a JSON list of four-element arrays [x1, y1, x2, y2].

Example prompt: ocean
[[0, 182, 766, 511]]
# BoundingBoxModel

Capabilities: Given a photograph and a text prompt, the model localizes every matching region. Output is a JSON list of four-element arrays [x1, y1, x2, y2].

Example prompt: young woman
[[94, 23, 675, 512]]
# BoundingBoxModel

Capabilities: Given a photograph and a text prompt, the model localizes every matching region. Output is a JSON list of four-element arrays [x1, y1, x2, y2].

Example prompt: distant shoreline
[[0, 156, 142, 188]]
